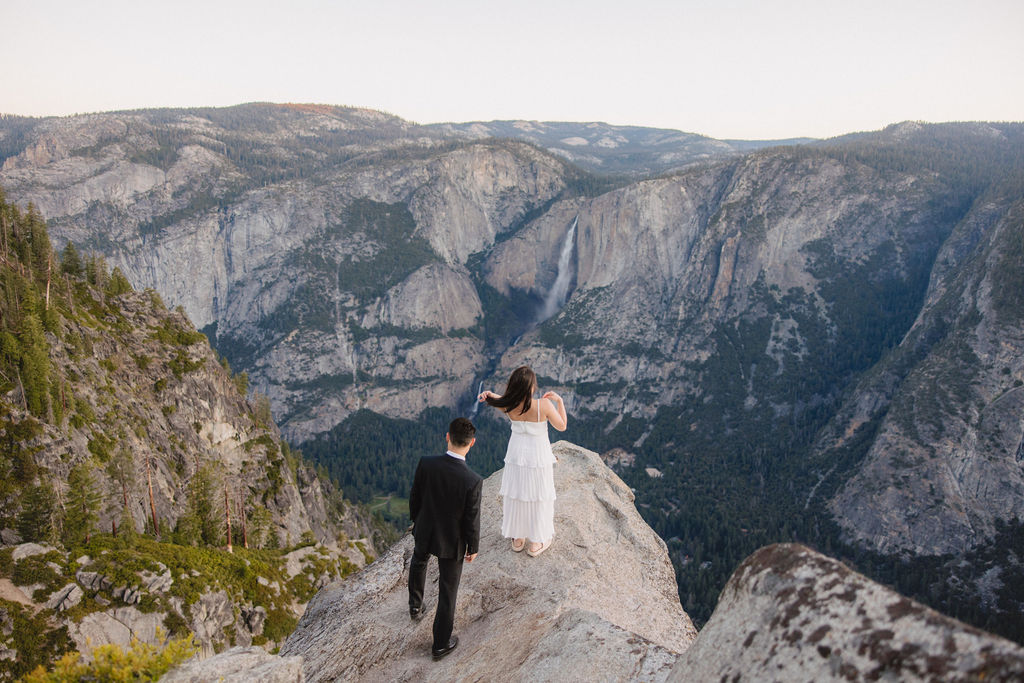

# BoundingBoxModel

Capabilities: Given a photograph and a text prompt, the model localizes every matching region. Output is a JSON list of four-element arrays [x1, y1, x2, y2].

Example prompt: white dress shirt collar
[[446, 449, 466, 461]]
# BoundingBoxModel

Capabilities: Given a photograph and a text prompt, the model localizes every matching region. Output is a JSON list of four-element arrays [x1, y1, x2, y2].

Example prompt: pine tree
[[232, 371, 249, 396], [26, 205, 51, 277], [18, 312, 50, 418], [176, 465, 222, 546], [106, 267, 133, 297], [85, 254, 108, 290], [60, 242, 83, 278], [105, 448, 136, 527], [253, 392, 272, 426], [17, 481, 55, 542], [247, 502, 272, 549], [62, 462, 102, 548]]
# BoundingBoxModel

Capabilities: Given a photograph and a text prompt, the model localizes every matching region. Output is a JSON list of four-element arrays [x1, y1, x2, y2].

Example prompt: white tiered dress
[[498, 401, 556, 543]]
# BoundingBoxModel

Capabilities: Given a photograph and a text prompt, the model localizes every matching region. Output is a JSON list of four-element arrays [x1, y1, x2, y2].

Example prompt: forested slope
[[0, 192, 378, 679]]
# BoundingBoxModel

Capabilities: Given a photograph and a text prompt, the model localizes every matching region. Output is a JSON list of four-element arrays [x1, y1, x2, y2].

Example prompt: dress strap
[[536, 397, 541, 422]]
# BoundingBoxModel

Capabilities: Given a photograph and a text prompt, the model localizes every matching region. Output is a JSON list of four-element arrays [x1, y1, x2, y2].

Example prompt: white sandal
[[527, 540, 552, 557]]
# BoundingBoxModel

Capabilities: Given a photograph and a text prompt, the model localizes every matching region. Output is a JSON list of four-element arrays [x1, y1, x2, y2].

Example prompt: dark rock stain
[[807, 625, 831, 644]]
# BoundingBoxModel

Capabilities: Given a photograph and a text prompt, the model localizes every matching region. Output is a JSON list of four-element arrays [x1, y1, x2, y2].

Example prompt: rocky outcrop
[[373, 263, 482, 332], [670, 544, 1024, 682], [162, 645, 304, 683], [68, 607, 164, 654], [279, 441, 697, 682], [0, 540, 367, 665]]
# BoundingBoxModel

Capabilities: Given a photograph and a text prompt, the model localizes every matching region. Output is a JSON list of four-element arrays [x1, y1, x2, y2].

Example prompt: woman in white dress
[[478, 366, 567, 557]]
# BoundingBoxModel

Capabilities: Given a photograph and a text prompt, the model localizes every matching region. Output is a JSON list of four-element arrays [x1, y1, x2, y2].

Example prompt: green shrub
[[0, 599, 74, 681], [168, 349, 204, 378], [21, 630, 197, 682], [150, 318, 205, 347]]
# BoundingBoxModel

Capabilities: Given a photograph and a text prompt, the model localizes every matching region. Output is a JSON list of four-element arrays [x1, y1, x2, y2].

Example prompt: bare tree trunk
[[45, 254, 52, 310], [224, 484, 233, 553], [15, 368, 27, 412], [238, 493, 248, 549], [54, 485, 66, 542], [147, 456, 159, 538], [65, 275, 75, 316]]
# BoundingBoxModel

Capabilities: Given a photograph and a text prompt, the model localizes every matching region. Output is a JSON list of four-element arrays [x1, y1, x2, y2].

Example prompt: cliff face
[[820, 195, 1024, 555], [492, 148, 961, 416], [2, 111, 573, 442], [3, 286, 368, 550], [279, 441, 697, 682]]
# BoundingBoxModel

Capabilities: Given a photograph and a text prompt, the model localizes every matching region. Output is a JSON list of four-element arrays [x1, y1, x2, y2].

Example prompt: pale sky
[[2, 0, 1022, 140]]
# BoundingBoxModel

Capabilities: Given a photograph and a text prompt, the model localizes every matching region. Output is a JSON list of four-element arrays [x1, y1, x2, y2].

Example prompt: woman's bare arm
[[541, 391, 568, 431]]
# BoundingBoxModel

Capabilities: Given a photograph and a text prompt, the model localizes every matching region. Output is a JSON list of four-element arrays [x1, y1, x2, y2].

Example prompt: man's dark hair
[[448, 417, 476, 447]]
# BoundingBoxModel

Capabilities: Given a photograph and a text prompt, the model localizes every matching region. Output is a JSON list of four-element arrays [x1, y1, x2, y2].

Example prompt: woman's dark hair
[[486, 366, 537, 415]]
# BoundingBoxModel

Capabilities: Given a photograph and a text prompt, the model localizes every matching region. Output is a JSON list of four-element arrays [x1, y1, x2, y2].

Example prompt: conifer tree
[[26, 205, 51, 277], [85, 254, 108, 290], [18, 312, 49, 417], [106, 267, 133, 297], [62, 462, 102, 547], [60, 242, 83, 278], [17, 481, 55, 542], [247, 501, 272, 549], [105, 448, 136, 524], [176, 465, 222, 546]]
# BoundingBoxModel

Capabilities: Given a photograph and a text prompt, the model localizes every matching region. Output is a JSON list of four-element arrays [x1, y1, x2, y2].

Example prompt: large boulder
[[669, 543, 1024, 682], [280, 441, 697, 682]]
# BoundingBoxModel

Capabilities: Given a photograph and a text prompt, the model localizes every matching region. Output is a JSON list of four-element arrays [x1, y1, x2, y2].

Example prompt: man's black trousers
[[408, 547, 465, 649]]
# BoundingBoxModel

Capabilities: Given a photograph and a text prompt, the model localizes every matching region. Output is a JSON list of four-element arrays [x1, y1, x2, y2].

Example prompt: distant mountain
[[428, 119, 813, 176], [2, 104, 1023, 645]]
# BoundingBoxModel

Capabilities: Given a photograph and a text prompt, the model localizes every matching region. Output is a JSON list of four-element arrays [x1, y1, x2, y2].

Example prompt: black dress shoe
[[431, 636, 458, 660], [410, 606, 423, 621]]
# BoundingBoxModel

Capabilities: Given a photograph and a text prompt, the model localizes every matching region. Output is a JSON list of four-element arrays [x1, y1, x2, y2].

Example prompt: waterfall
[[538, 216, 578, 322], [470, 380, 484, 417]]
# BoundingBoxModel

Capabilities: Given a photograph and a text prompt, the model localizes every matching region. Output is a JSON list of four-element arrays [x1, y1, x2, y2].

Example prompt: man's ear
[[469, 437, 476, 448]]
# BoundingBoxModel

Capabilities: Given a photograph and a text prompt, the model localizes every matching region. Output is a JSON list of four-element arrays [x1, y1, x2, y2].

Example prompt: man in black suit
[[408, 417, 483, 661]]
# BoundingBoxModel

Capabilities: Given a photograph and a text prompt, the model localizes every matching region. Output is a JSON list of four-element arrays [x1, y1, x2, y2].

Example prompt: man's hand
[[465, 553, 478, 563]]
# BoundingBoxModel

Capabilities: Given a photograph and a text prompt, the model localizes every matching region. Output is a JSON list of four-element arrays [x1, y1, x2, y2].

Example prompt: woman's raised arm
[[541, 391, 568, 431]]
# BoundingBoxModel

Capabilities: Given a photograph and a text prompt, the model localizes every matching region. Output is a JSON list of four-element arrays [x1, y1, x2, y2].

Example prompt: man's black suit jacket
[[409, 454, 483, 559]]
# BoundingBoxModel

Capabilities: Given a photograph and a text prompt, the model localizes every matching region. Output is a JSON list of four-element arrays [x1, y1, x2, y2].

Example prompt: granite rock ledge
[[279, 440, 697, 682], [669, 543, 1024, 682]]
